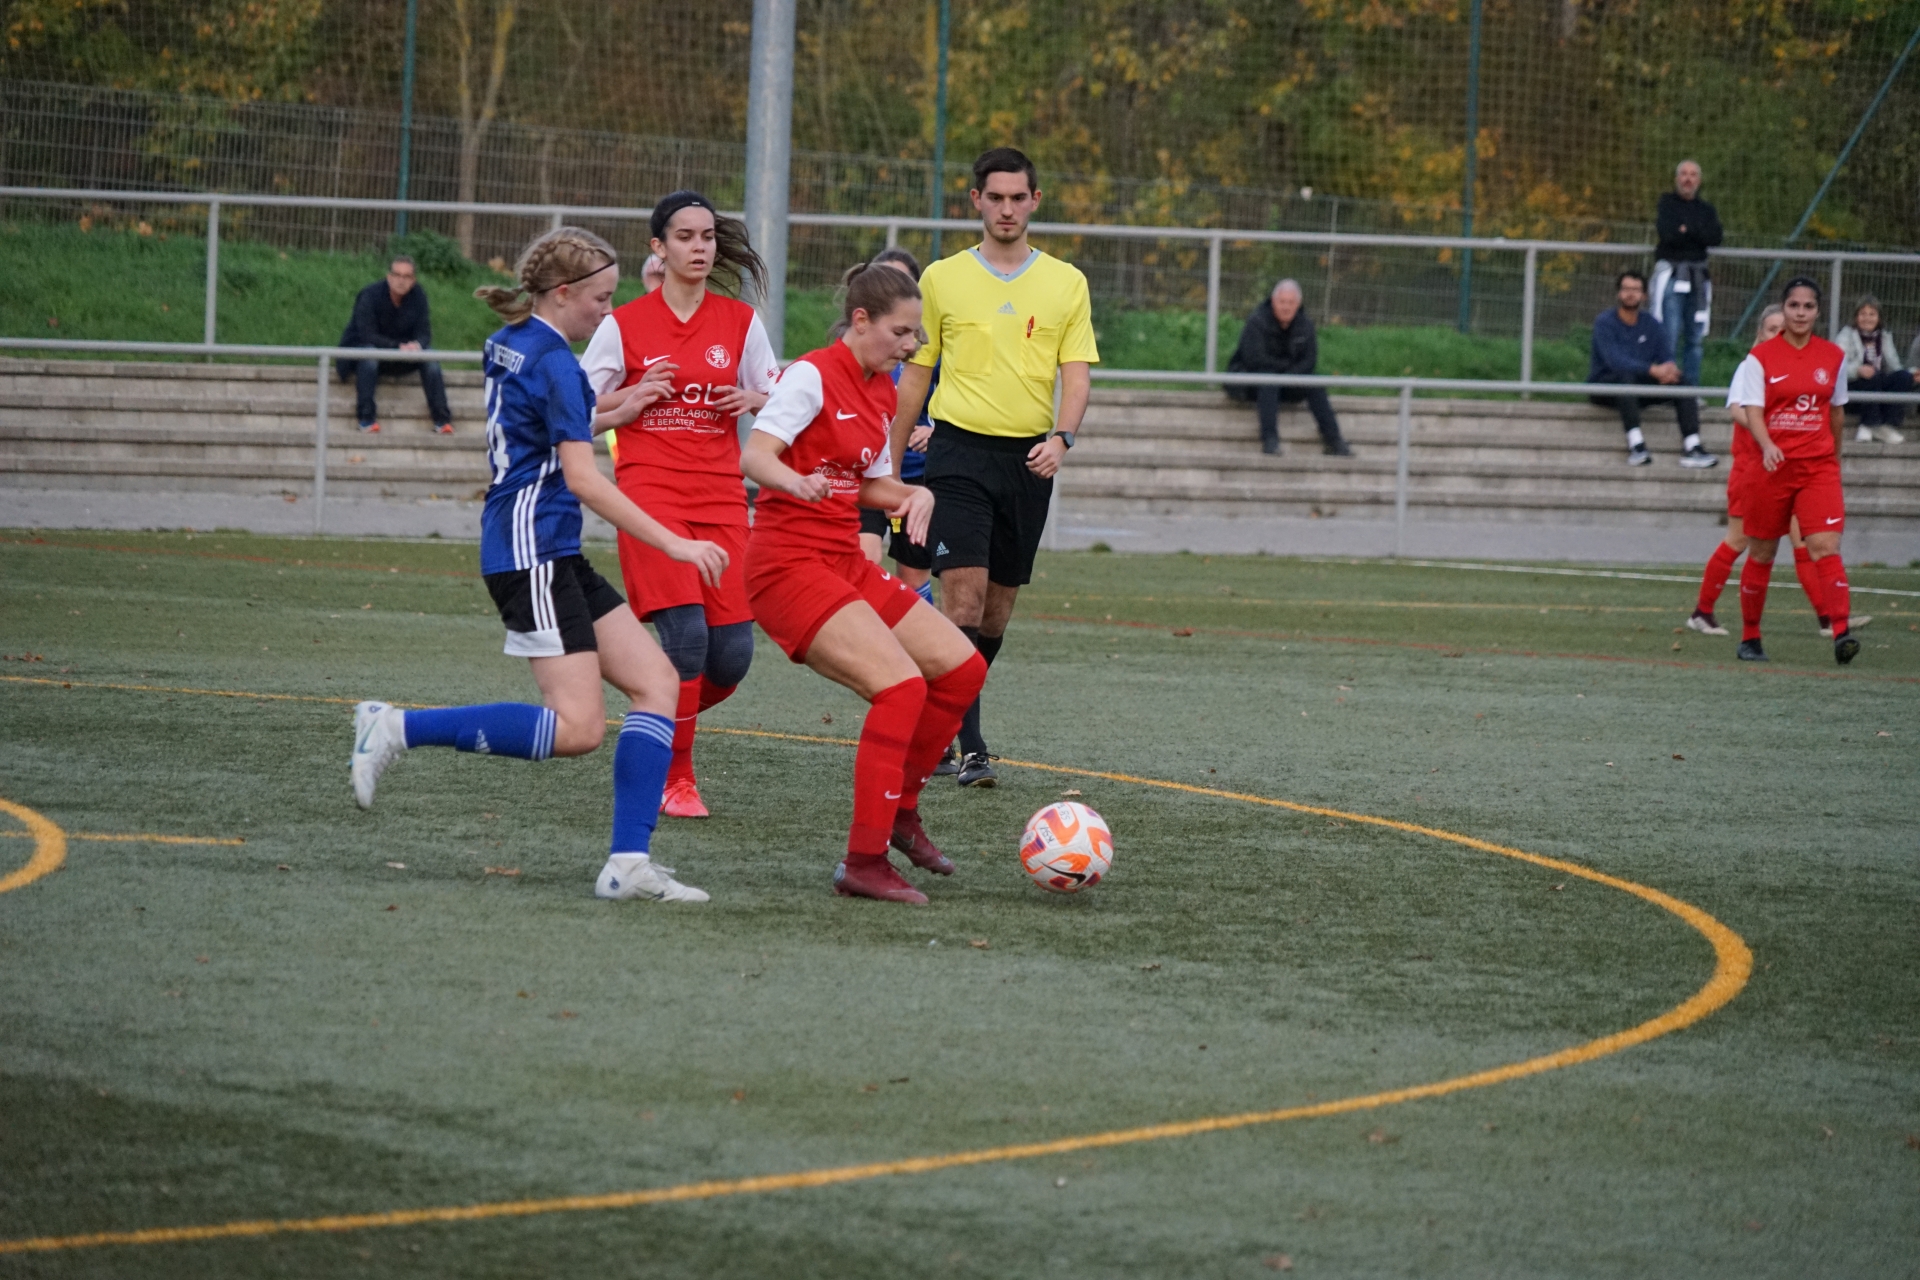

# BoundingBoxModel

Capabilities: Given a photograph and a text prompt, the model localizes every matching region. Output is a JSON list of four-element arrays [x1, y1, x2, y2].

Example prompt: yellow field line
[[0, 830, 244, 847], [0, 674, 362, 706], [0, 711, 1752, 1257]]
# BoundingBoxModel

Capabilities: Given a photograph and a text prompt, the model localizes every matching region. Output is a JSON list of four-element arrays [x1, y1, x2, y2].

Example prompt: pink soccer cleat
[[660, 777, 710, 819]]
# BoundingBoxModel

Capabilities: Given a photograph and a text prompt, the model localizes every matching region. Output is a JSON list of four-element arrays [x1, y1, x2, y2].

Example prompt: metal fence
[[7, 186, 1920, 376], [6, 333, 1917, 560]]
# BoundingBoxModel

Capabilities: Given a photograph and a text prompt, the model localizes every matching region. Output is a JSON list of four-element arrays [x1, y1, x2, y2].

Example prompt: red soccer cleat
[[833, 857, 928, 904], [660, 777, 709, 819], [890, 808, 954, 875]]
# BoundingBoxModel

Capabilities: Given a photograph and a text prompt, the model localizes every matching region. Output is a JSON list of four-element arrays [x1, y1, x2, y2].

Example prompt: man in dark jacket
[[1589, 270, 1714, 468], [1226, 279, 1352, 455], [1650, 159, 1723, 387], [336, 255, 454, 434]]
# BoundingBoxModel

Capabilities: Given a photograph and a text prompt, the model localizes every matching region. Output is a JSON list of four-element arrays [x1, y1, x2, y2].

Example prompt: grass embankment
[[0, 533, 1915, 1277], [2, 219, 1752, 384]]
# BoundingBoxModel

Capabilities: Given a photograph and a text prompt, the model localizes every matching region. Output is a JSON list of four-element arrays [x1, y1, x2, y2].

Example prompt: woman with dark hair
[[580, 191, 780, 819], [740, 262, 987, 904], [1725, 277, 1860, 665], [1837, 294, 1910, 443]]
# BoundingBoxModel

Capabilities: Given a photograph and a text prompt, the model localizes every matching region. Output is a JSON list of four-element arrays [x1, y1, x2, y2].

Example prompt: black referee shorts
[[923, 421, 1053, 587]]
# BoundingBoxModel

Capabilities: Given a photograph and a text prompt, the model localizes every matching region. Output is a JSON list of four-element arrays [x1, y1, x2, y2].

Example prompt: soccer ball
[[1019, 801, 1113, 893]]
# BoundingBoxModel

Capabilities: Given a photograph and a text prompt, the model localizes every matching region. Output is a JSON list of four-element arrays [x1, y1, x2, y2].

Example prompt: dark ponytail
[[648, 189, 770, 299], [826, 254, 922, 341]]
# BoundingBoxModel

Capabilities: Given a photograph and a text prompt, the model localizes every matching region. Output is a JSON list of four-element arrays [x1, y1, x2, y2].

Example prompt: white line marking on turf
[[1390, 558, 1920, 599]]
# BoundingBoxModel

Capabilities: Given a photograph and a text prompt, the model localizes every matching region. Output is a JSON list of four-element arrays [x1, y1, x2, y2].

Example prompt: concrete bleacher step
[[4, 361, 1918, 532]]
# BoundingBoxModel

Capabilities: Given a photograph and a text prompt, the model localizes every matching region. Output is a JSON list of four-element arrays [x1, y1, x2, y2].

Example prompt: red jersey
[[1729, 334, 1848, 462], [580, 291, 780, 522], [749, 340, 896, 555]]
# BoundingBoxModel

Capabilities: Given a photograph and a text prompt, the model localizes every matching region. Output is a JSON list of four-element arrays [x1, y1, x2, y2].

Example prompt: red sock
[[849, 676, 926, 855], [1813, 555, 1850, 636], [1739, 558, 1773, 642], [899, 653, 988, 809], [666, 678, 701, 785], [1696, 541, 1741, 615], [1792, 545, 1827, 621], [697, 676, 737, 714]]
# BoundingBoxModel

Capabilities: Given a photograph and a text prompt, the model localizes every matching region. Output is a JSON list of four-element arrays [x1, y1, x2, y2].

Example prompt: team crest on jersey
[[705, 344, 731, 369], [1814, 366, 1830, 385]]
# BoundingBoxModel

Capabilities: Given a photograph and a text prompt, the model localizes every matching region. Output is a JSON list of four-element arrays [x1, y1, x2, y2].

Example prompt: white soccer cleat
[[595, 854, 709, 903], [350, 700, 408, 810]]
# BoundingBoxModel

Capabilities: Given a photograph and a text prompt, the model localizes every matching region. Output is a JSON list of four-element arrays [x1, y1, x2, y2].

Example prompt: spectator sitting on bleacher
[[1226, 278, 1352, 456], [1588, 269, 1715, 469], [336, 254, 454, 435], [1838, 295, 1910, 444]]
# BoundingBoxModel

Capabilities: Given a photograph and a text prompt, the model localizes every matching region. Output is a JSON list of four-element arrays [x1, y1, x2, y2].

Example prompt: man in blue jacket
[[336, 255, 454, 434], [1589, 270, 1714, 468]]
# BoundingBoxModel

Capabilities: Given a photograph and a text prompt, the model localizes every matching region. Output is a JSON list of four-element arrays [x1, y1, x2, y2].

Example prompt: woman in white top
[[1836, 295, 1911, 443]]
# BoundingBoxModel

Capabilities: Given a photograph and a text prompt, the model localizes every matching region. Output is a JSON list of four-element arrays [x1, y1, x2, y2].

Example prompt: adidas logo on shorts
[[935, 542, 949, 556]]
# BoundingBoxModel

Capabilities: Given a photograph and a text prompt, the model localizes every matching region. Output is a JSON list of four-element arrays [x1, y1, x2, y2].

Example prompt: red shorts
[[616, 517, 750, 626], [746, 540, 922, 663], [1743, 454, 1845, 540], [1725, 455, 1755, 520]]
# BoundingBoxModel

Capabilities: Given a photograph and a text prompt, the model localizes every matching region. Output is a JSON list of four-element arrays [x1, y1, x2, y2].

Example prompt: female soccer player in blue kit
[[348, 227, 728, 903]]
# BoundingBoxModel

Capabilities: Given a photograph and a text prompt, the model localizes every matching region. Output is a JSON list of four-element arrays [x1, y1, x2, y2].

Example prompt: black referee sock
[[956, 629, 1004, 756]]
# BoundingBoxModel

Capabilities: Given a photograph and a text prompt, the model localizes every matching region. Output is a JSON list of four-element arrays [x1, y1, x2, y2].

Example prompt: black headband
[[559, 256, 617, 288], [651, 190, 717, 241]]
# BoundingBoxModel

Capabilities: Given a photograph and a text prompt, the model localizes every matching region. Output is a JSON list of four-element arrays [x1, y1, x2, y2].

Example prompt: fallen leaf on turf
[[821, 714, 833, 724], [384, 904, 397, 912], [1673, 753, 1685, 760], [730, 1090, 744, 1102], [1878, 731, 1891, 737], [969, 939, 989, 949], [1365, 1128, 1398, 1145], [1060, 788, 1082, 797], [1171, 627, 1194, 637], [1821, 1125, 1834, 1140], [1548, 883, 1565, 891], [276, 863, 290, 871], [361, 603, 372, 610], [385, 861, 406, 869], [1671, 642, 1683, 651], [557, 1010, 576, 1020], [195, 955, 208, 964], [1262, 1256, 1294, 1272], [861, 1083, 879, 1092], [890, 1076, 910, 1084], [517, 990, 529, 998], [1139, 962, 1161, 971], [1605, 761, 1615, 767], [484, 866, 521, 877], [1906, 1134, 1920, 1149]]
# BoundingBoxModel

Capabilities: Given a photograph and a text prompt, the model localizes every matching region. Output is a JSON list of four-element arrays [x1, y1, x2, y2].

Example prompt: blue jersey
[[890, 360, 938, 482], [479, 317, 596, 575]]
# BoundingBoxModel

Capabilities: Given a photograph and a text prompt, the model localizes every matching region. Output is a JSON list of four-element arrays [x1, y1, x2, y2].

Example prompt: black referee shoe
[[956, 752, 999, 788], [1834, 632, 1861, 665], [932, 745, 961, 777], [1737, 639, 1768, 662]]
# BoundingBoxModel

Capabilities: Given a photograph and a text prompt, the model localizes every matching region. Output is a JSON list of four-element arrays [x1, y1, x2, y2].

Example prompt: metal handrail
[[5, 334, 1915, 557]]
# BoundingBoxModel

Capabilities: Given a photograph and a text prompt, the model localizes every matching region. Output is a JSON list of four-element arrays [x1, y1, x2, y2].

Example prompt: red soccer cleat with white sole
[[833, 857, 929, 904], [890, 808, 954, 875], [660, 777, 709, 819]]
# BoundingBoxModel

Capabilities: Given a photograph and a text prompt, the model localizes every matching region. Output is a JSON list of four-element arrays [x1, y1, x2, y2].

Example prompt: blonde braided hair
[[474, 226, 618, 324]]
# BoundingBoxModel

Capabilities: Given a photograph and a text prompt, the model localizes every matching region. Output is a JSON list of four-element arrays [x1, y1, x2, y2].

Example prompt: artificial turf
[[0, 531, 1916, 1277]]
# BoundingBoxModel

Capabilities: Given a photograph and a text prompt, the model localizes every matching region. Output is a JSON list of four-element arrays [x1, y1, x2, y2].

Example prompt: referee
[[890, 147, 1099, 787]]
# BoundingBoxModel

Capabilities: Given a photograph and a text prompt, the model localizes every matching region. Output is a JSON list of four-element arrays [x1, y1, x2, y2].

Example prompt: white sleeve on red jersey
[[1727, 354, 1765, 407], [740, 314, 780, 395], [579, 316, 626, 395], [752, 360, 823, 445], [1829, 355, 1849, 406], [864, 444, 893, 479]]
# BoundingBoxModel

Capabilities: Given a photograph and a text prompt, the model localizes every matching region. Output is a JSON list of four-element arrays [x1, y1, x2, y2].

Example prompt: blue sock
[[611, 711, 673, 854], [403, 704, 556, 761], [915, 581, 934, 605]]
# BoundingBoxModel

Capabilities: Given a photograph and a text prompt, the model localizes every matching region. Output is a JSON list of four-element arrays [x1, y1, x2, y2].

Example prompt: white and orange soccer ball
[[1019, 801, 1113, 893]]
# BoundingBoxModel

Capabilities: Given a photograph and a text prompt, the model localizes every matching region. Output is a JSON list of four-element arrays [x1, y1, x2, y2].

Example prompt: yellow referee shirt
[[910, 247, 1100, 438]]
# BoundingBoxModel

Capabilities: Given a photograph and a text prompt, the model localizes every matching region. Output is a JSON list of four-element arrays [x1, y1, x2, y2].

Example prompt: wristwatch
[[1050, 430, 1076, 449]]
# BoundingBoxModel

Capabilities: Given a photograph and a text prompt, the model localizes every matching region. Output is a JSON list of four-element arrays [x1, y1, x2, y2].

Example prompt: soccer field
[[1, 531, 1916, 1277]]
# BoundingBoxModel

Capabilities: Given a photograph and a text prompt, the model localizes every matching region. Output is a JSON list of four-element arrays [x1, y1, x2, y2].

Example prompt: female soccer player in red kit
[[581, 192, 781, 818], [1726, 278, 1861, 665], [740, 263, 988, 904]]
